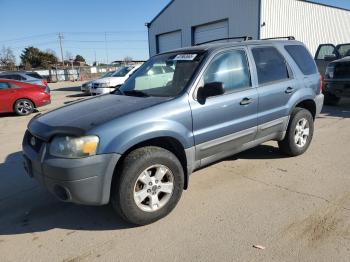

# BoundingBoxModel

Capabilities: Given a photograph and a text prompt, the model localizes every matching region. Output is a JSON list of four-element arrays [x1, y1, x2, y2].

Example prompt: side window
[[202, 50, 251, 94], [285, 45, 317, 75], [0, 75, 13, 80], [0, 82, 10, 90], [315, 44, 336, 60], [252, 47, 290, 85]]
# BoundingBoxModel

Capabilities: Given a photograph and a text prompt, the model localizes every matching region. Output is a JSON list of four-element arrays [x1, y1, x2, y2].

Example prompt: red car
[[0, 79, 51, 116]]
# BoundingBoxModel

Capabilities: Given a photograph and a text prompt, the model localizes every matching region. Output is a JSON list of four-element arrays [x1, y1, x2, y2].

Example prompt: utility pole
[[58, 32, 64, 67], [94, 49, 97, 65], [104, 32, 109, 64]]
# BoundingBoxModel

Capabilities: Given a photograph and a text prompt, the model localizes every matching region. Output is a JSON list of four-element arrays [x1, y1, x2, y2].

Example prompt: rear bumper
[[22, 134, 121, 205], [324, 79, 350, 98], [314, 94, 324, 117]]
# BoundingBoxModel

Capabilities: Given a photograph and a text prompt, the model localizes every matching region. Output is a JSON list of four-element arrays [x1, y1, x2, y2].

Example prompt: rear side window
[[285, 45, 317, 75], [26, 72, 43, 79], [252, 47, 289, 85]]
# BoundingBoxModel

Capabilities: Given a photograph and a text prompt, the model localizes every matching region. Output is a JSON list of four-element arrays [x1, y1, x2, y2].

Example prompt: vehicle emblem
[[30, 136, 36, 146]]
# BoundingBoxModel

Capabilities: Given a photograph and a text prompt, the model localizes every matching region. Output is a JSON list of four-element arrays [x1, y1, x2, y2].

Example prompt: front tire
[[14, 99, 34, 116], [111, 146, 184, 225], [278, 108, 314, 157]]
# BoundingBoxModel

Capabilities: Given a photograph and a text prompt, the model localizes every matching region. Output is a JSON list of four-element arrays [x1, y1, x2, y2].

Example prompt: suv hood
[[28, 94, 169, 140]]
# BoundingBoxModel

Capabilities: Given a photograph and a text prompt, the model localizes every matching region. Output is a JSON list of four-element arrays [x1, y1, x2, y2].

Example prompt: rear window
[[285, 45, 317, 75]]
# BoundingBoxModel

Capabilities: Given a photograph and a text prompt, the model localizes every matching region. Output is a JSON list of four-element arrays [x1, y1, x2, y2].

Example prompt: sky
[[0, 0, 349, 65]]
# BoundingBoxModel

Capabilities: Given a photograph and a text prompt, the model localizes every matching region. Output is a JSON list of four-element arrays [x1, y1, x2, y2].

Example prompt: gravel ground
[[0, 81, 350, 262]]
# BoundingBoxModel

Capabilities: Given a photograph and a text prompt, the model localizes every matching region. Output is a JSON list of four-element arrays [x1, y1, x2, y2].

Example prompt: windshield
[[112, 66, 134, 77], [118, 52, 205, 97], [100, 71, 114, 78], [337, 44, 350, 58]]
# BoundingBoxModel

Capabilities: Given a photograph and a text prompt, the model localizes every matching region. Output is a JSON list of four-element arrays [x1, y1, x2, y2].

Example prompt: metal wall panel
[[261, 0, 350, 56], [157, 31, 182, 53], [194, 20, 229, 45], [148, 0, 260, 56]]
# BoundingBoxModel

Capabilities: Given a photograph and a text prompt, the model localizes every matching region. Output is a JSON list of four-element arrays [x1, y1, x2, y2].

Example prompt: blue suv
[[22, 38, 324, 225]]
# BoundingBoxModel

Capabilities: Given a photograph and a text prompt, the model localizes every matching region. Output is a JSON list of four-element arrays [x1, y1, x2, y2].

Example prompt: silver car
[[81, 71, 116, 93], [0, 71, 48, 88]]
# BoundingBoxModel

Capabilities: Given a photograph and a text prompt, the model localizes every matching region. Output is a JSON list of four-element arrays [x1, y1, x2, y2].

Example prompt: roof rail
[[262, 36, 296, 41], [196, 36, 253, 46]]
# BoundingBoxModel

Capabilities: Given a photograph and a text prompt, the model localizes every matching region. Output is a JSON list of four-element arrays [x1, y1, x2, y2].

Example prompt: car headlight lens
[[325, 64, 334, 79], [49, 136, 99, 158], [99, 82, 110, 88]]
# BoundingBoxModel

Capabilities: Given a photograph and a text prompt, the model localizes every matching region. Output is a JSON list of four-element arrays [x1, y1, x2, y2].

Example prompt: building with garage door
[[147, 0, 350, 57]]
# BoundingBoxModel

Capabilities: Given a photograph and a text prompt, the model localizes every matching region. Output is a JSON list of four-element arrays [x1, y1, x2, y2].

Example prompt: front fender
[[101, 119, 193, 154]]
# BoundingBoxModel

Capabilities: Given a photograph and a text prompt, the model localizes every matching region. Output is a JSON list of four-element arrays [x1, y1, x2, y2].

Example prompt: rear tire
[[278, 108, 314, 157], [111, 146, 184, 225], [324, 92, 340, 106], [14, 99, 34, 116]]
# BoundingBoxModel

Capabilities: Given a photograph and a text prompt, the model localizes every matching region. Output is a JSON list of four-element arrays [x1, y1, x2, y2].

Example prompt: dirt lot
[[0, 81, 350, 262]]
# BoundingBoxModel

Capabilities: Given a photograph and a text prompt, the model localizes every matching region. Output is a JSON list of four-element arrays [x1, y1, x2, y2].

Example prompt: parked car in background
[[81, 71, 116, 94], [0, 79, 50, 116], [315, 43, 350, 105], [23, 38, 323, 225], [90, 65, 141, 95], [0, 71, 50, 90]]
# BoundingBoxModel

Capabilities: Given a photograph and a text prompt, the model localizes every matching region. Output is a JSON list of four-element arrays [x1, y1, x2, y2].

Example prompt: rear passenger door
[[190, 48, 258, 162], [314, 44, 337, 76], [249, 46, 297, 139]]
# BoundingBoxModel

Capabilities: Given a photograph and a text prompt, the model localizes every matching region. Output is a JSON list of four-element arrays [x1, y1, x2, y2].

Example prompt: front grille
[[26, 131, 45, 153], [334, 62, 350, 79]]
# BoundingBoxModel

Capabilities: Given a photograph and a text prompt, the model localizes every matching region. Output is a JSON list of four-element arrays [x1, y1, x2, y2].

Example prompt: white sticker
[[173, 54, 197, 61]]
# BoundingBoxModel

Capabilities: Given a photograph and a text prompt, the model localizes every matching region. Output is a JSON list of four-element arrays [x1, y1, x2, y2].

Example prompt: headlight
[[49, 136, 99, 158], [99, 82, 110, 88], [325, 64, 334, 79]]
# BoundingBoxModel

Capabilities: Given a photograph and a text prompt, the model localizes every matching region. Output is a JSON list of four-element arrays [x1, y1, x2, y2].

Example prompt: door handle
[[285, 87, 294, 94], [240, 97, 253, 106]]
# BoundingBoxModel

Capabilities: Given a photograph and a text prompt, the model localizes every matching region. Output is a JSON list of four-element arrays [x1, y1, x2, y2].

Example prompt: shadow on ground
[[52, 86, 81, 92], [320, 98, 350, 119], [0, 152, 133, 236]]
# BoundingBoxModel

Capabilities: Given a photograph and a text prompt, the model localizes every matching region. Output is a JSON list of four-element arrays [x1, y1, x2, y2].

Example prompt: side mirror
[[324, 54, 337, 61], [197, 82, 224, 103]]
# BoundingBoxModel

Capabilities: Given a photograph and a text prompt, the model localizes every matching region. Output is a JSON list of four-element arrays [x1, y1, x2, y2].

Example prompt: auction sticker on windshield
[[173, 54, 197, 61]]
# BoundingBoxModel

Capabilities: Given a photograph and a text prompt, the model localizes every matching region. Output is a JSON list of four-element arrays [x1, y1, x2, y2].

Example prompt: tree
[[74, 54, 86, 63], [20, 46, 58, 69], [123, 56, 133, 63], [0, 46, 16, 70]]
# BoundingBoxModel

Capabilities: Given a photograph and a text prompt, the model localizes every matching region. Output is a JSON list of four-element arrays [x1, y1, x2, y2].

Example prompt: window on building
[[202, 50, 251, 93], [252, 47, 290, 85]]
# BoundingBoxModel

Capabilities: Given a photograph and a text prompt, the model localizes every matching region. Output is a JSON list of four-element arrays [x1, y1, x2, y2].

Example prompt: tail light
[[320, 74, 324, 94], [41, 79, 48, 86]]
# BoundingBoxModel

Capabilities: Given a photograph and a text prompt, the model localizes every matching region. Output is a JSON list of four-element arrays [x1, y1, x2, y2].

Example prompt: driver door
[[189, 48, 258, 164]]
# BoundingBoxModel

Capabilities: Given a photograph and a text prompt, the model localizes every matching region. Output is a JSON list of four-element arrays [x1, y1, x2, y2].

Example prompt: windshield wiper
[[123, 90, 150, 97]]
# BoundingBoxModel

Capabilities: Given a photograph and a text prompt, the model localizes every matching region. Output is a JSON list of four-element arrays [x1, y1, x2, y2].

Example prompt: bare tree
[[123, 56, 133, 64], [65, 51, 74, 61], [0, 46, 16, 70]]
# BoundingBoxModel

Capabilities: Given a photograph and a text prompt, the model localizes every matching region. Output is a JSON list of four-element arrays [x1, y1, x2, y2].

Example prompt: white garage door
[[194, 20, 229, 45], [157, 31, 182, 53]]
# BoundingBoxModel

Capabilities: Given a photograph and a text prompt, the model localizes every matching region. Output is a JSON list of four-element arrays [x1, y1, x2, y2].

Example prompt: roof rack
[[262, 36, 295, 40], [196, 36, 253, 46]]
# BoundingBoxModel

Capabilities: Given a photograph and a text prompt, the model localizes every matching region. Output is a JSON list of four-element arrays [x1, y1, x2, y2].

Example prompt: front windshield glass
[[112, 66, 134, 77], [100, 71, 114, 78], [119, 52, 205, 97]]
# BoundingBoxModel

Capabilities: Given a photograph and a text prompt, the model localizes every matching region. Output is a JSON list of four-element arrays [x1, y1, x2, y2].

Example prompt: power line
[[0, 33, 57, 43]]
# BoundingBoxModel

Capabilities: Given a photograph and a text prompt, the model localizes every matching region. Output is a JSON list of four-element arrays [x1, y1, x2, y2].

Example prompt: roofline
[[298, 0, 350, 12], [147, 0, 175, 26], [147, 0, 350, 28]]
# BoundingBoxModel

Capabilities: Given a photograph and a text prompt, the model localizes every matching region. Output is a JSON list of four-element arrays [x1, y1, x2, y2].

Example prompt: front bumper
[[324, 79, 350, 98], [22, 132, 121, 205], [90, 87, 114, 95], [314, 93, 324, 117]]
